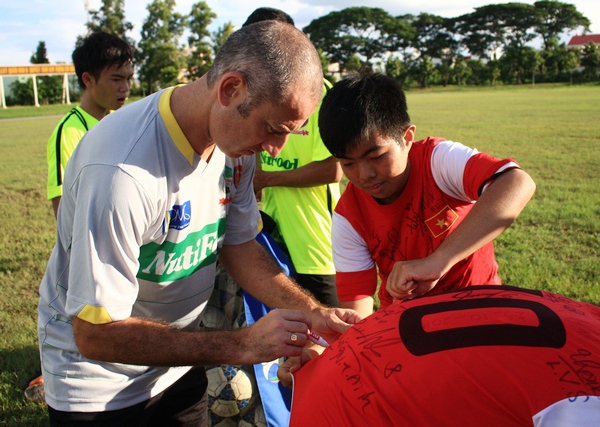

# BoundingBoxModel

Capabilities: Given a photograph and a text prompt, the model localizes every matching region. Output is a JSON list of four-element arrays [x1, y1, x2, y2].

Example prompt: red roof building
[[567, 34, 600, 49]]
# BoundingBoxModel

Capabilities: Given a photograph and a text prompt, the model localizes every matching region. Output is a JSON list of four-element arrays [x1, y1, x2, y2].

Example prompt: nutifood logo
[[260, 152, 299, 170], [138, 219, 226, 283]]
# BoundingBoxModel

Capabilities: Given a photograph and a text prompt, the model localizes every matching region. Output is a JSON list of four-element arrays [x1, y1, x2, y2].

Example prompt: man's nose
[[261, 134, 289, 158]]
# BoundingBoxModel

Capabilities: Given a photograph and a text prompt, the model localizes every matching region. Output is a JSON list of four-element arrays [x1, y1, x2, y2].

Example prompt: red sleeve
[[336, 267, 377, 301], [463, 153, 518, 200]]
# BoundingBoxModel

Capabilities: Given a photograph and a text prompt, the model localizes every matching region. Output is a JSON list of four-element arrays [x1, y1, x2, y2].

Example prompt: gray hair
[[206, 21, 323, 116]]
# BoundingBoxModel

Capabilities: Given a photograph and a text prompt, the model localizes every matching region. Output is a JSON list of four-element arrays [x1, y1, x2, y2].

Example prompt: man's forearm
[[72, 307, 310, 367], [73, 316, 251, 366], [219, 240, 320, 314]]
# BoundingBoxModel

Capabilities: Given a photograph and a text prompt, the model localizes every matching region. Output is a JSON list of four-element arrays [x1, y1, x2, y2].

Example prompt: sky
[[1, 0, 598, 66]]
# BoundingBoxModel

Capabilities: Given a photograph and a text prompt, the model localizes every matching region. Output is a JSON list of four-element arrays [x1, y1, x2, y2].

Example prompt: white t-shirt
[[38, 87, 259, 412]]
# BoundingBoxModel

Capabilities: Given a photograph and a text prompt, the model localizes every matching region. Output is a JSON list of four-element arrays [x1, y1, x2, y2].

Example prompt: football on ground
[[206, 364, 257, 420]]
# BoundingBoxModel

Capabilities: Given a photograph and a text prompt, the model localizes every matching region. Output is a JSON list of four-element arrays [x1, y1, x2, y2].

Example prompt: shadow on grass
[[0, 345, 48, 426]]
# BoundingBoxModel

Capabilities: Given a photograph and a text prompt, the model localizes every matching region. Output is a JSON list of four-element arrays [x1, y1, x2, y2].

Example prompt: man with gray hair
[[37, 21, 359, 426]]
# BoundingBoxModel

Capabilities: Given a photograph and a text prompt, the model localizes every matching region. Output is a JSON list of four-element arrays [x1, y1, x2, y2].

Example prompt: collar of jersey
[[75, 105, 101, 128], [158, 86, 195, 166]]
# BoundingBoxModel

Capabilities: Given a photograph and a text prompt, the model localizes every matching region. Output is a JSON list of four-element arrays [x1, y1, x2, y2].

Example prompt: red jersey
[[333, 137, 518, 308], [290, 286, 600, 426]]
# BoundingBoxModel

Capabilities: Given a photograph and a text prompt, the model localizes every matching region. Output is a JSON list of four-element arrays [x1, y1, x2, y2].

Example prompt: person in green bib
[[46, 31, 134, 217], [245, 8, 342, 307]]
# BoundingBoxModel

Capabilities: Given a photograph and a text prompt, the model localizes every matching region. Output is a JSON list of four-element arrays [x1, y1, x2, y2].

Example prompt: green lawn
[[407, 85, 600, 303], [0, 84, 598, 425]]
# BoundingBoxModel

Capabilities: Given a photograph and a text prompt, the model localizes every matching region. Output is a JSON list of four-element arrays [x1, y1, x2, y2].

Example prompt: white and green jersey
[[38, 87, 259, 412]]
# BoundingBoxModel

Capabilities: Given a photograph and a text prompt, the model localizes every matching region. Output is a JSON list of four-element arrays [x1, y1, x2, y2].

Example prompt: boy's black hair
[[319, 73, 411, 159], [72, 32, 133, 89], [242, 7, 295, 27]]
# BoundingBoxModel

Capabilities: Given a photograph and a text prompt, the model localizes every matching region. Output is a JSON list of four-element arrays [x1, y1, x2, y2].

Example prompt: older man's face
[[212, 86, 318, 159]]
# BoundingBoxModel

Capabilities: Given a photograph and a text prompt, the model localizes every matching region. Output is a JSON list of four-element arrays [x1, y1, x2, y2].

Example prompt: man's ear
[[217, 72, 247, 107], [81, 72, 95, 89]]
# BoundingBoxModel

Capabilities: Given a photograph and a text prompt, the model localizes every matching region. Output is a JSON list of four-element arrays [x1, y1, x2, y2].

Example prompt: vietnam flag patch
[[425, 205, 458, 238]]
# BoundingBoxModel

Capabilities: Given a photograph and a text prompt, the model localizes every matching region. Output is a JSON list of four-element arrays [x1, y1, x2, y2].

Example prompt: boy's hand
[[277, 344, 326, 388], [386, 258, 443, 300], [309, 306, 362, 345]]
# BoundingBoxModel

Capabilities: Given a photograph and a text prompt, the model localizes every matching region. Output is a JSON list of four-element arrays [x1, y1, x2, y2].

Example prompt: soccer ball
[[233, 310, 247, 330], [214, 265, 246, 326], [206, 364, 257, 419], [200, 304, 227, 330], [239, 400, 267, 427], [208, 416, 237, 427]]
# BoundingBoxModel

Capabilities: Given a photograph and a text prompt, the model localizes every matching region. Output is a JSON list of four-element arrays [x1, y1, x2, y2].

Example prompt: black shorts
[[295, 273, 339, 308], [48, 367, 208, 427]]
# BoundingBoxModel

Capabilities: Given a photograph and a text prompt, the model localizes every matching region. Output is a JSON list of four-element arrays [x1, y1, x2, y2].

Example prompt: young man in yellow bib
[[46, 31, 134, 216], [245, 8, 342, 308]]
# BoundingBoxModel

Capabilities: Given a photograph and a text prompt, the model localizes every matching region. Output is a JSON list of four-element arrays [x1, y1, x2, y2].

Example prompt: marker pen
[[308, 331, 329, 347]]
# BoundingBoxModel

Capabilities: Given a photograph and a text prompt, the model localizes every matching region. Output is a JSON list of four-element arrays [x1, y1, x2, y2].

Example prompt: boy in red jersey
[[318, 73, 536, 317]]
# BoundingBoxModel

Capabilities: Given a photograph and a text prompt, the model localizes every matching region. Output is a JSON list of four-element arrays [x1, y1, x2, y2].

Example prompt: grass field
[[0, 84, 599, 425]]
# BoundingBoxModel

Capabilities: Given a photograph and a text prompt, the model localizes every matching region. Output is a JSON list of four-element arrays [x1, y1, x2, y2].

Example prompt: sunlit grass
[[0, 85, 598, 424], [407, 85, 600, 303]]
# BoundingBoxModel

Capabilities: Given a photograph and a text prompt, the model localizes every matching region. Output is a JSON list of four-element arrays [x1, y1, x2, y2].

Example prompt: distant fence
[[0, 64, 76, 108]]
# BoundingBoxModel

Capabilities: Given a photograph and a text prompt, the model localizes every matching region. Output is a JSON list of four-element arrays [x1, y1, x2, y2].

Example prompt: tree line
[[6, 0, 599, 106], [306, 2, 598, 87]]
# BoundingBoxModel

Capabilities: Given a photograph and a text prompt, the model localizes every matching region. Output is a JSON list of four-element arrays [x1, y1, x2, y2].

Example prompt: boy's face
[[87, 61, 134, 112], [339, 126, 416, 205]]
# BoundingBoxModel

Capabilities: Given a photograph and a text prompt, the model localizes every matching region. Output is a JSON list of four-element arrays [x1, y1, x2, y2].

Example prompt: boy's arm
[[332, 212, 378, 316], [386, 168, 536, 300], [253, 156, 341, 192], [340, 297, 374, 319], [51, 197, 61, 218]]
